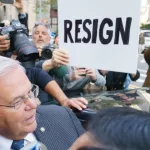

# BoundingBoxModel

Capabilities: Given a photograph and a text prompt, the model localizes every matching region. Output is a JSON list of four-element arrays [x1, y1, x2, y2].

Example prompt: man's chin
[[25, 120, 37, 133]]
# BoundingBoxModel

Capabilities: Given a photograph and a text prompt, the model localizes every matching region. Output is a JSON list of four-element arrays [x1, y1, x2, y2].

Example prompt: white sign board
[[58, 0, 141, 73]]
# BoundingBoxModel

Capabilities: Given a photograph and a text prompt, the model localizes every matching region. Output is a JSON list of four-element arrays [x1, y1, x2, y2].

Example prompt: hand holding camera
[[0, 35, 10, 51], [51, 49, 69, 67], [70, 67, 86, 81], [70, 68, 97, 82], [0, 19, 38, 68], [86, 68, 97, 82]]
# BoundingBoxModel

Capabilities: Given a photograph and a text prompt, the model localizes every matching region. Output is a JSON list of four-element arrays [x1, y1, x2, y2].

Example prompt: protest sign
[[58, 0, 141, 73]]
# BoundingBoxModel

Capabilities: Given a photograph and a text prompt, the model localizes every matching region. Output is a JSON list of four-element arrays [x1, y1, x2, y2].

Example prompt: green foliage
[[140, 23, 150, 30]]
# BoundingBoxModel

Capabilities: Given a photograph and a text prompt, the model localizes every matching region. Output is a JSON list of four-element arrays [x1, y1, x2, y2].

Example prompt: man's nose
[[25, 97, 38, 110], [38, 32, 42, 37]]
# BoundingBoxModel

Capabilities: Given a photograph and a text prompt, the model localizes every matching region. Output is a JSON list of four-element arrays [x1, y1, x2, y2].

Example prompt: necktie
[[11, 139, 24, 150]]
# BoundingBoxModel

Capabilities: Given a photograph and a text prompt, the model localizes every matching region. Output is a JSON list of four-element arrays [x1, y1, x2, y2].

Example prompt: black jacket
[[105, 71, 140, 91]]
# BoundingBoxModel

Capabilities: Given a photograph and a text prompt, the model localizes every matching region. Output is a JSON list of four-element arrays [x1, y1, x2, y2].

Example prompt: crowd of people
[[0, 0, 150, 150]]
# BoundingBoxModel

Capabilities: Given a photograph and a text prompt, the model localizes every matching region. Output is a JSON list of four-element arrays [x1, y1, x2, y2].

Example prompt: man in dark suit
[[0, 56, 84, 150]]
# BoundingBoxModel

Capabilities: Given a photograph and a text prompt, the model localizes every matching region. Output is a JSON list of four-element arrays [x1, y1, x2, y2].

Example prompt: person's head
[[70, 107, 150, 150], [32, 22, 51, 47], [0, 56, 38, 140]]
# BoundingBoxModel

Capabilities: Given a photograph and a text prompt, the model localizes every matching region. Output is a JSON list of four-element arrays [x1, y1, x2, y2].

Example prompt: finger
[[53, 54, 69, 61], [0, 48, 9, 52], [0, 40, 10, 45], [53, 51, 69, 58], [86, 69, 92, 74], [39, 52, 41, 57], [0, 45, 10, 51], [0, 44, 10, 48], [76, 68, 86, 72], [55, 49, 69, 55], [69, 99, 87, 110], [53, 58, 68, 65], [86, 73, 94, 77], [69, 101, 83, 111], [0, 35, 8, 40], [85, 68, 90, 72], [53, 50, 69, 59], [53, 54, 69, 63], [86, 69, 95, 74], [73, 100, 87, 109], [77, 71, 86, 76], [53, 56, 69, 65], [38, 49, 42, 57], [76, 97, 88, 105]]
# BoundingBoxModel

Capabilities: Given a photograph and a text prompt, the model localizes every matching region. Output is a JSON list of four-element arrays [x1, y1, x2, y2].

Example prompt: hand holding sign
[[58, 0, 140, 73], [52, 49, 69, 67]]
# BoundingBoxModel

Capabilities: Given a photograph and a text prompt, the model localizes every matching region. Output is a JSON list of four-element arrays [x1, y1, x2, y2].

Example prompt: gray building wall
[[0, 0, 36, 32]]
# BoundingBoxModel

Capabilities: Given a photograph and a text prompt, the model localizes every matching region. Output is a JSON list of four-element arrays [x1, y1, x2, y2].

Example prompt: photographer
[[32, 22, 69, 87], [11, 0, 69, 87]]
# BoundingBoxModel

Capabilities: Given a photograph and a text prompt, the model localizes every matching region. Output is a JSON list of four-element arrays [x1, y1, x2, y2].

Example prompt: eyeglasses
[[33, 22, 50, 29], [0, 84, 39, 110]]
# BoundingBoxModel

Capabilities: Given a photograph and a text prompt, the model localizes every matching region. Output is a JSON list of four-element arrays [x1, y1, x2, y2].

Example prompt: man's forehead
[[34, 25, 49, 32], [0, 67, 30, 101]]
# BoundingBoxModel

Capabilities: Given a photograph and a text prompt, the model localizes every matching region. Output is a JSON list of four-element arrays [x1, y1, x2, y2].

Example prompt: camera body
[[0, 19, 38, 68], [41, 45, 54, 60], [0, 20, 28, 52]]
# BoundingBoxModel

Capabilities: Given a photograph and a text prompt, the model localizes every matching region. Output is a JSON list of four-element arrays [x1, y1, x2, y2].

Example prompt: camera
[[40, 45, 54, 60], [0, 19, 38, 68]]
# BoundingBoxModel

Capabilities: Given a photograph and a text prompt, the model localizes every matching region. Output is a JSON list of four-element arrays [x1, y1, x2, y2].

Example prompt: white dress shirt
[[0, 133, 37, 150]]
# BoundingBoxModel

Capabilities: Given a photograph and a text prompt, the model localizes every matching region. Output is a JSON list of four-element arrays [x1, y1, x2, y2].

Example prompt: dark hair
[[88, 107, 150, 150]]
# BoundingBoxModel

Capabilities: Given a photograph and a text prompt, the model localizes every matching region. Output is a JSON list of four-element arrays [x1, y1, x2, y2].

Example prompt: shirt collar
[[0, 135, 12, 150], [0, 133, 36, 149]]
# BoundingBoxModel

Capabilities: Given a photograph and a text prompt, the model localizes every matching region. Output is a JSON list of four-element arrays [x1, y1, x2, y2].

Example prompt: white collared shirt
[[0, 133, 37, 150]]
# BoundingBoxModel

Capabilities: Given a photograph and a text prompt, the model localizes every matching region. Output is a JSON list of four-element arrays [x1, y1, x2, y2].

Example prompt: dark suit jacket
[[34, 105, 85, 150]]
